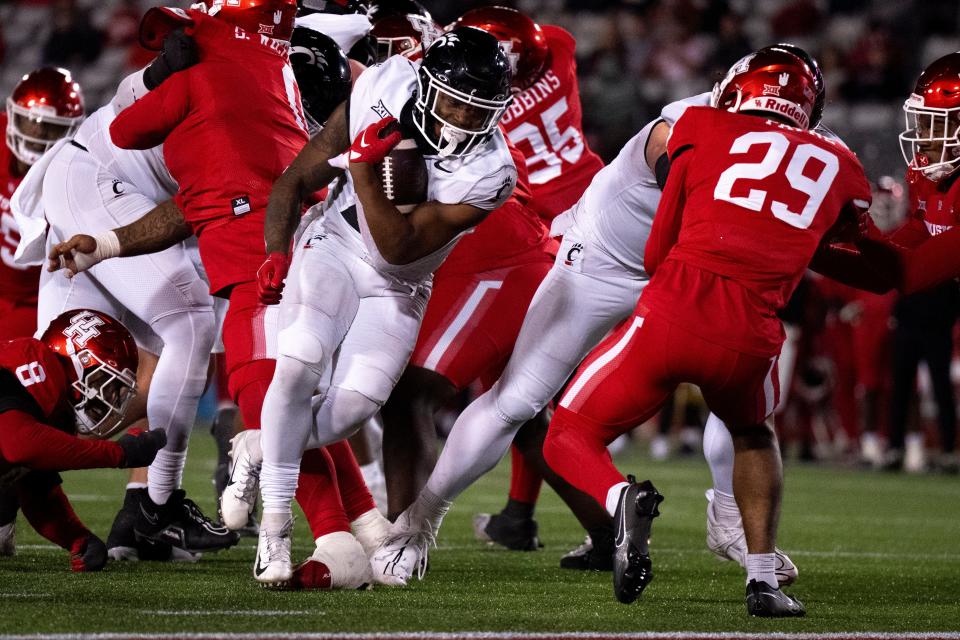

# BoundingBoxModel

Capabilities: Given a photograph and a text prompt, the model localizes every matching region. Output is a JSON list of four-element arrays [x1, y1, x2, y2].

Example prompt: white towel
[[11, 137, 70, 266]]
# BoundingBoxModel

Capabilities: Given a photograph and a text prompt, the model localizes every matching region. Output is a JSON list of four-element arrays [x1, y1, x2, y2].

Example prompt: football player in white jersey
[[13, 31, 238, 558], [250, 27, 517, 585], [370, 44, 833, 587]]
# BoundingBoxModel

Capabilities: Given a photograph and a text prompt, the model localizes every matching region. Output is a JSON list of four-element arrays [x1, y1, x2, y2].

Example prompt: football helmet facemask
[[40, 310, 138, 439], [900, 51, 960, 182], [711, 46, 818, 130], [413, 27, 513, 158], [5, 67, 84, 166]]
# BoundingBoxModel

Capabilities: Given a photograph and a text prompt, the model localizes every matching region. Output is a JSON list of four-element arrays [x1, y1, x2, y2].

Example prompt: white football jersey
[[73, 105, 178, 205], [567, 92, 711, 276], [317, 55, 516, 281]]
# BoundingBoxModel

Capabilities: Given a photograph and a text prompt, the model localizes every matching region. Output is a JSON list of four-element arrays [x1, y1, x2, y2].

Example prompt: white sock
[[408, 488, 451, 533], [126, 482, 147, 491], [261, 510, 292, 533], [260, 461, 300, 516], [147, 448, 187, 505], [746, 553, 778, 588], [605, 482, 630, 517], [712, 490, 741, 523]]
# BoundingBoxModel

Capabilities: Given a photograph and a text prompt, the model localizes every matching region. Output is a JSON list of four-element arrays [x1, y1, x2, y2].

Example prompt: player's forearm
[[114, 199, 192, 257], [861, 225, 960, 294], [808, 243, 894, 295], [349, 162, 416, 264]]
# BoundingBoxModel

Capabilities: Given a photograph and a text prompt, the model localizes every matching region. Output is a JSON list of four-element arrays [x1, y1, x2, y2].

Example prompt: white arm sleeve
[[110, 68, 151, 114]]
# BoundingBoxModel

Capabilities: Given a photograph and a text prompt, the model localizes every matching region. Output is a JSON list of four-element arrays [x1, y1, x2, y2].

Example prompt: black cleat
[[560, 528, 614, 571], [746, 579, 806, 617], [612, 477, 663, 604], [134, 489, 239, 553], [107, 489, 198, 562], [473, 511, 542, 551]]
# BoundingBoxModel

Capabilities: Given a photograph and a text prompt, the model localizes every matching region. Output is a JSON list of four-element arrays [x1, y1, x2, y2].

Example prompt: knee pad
[[277, 324, 326, 370], [492, 380, 540, 426], [320, 387, 380, 441]]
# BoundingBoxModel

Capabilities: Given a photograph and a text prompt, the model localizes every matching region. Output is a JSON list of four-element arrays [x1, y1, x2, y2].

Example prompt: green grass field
[[2, 430, 959, 637]]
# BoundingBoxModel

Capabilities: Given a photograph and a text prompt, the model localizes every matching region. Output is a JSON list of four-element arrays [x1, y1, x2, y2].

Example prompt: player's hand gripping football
[[348, 117, 403, 165], [257, 252, 291, 305]]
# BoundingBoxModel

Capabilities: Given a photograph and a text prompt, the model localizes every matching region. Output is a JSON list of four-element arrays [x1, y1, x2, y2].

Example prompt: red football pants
[[543, 311, 779, 507]]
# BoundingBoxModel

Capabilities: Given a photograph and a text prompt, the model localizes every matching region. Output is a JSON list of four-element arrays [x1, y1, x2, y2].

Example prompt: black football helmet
[[759, 43, 825, 128], [413, 27, 513, 157], [290, 27, 352, 131]]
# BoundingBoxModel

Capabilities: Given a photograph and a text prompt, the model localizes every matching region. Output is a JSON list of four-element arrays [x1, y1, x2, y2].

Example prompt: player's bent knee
[[492, 383, 541, 427], [326, 387, 380, 441], [277, 325, 326, 370]]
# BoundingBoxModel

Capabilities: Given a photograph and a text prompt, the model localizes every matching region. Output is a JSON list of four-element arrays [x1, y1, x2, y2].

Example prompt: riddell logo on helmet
[[745, 97, 809, 129]]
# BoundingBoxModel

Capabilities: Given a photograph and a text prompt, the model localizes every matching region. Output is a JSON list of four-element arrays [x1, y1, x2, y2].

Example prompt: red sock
[[508, 444, 542, 504], [542, 407, 625, 508], [297, 447, 351, 538], [326, 440, 376, 521], [17, 474, 88, 551]]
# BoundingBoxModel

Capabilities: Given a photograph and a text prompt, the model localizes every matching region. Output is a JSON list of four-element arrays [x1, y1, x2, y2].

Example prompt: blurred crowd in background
[[2, 0, 959, 473]]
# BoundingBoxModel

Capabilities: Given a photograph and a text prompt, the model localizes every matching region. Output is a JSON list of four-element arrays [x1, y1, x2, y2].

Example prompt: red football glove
[[70, 533, 107, 572], [348, 117, 402, 164], [257, 251, 291, 305]]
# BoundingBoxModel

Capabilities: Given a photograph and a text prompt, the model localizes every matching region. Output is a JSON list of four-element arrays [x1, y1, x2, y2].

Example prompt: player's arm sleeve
[[16, 471, 89, 551], [110, 67, 151, 114], [808, 242, 894, 294], [644, 139, 692, 276], [110, 72, 190, 150], [856, 223, 960, 294], [0, 410, 124, 471]]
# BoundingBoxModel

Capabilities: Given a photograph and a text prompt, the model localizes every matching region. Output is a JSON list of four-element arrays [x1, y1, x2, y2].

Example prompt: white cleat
[[311, 531, 373, 589], [705, 489, 798, 587], [221, 430, 262, 530], [0, 522, 14, 557], [253, 516, 293, 586], [370, 511, 434, 587]]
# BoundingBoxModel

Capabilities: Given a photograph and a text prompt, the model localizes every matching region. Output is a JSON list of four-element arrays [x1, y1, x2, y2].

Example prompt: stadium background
[[2, 0, 959, 470]]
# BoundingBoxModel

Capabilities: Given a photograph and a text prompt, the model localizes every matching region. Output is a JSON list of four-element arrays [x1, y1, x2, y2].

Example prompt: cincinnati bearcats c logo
[[564, 242, 583, 266]]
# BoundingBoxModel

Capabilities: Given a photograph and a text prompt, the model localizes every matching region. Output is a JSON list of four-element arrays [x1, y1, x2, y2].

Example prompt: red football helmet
[[40, 310, 138, 439], [370, 13, 443, 62], [5, 67, 84, 166], [205, 0, 298, 41], [900, 52, 960, 181], [711, 46, 818, 130], [454, 6, 549, 91]]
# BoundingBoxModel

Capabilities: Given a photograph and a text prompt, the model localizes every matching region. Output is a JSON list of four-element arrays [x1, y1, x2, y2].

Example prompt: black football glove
[[117, 429, 167, 469], [70, 533, 107, 572], [144, 28, 198, 90]]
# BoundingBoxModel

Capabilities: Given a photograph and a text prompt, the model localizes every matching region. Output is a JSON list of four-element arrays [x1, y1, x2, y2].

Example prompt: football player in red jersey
[[49, 2, 384, 585], [0, 309, 165, 570], [541, 48, 874, 616], [452, 5, 608, 555], [1, 67, 83, 340]]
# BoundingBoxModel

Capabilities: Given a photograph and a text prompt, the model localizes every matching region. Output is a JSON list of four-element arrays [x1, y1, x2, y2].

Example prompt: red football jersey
[[642, 106, 872, 356], [110, 11, 309, 295], [0, 338, 69, 421], [499, 26, 603, 223], [437, 141, 554, 277], [0, 113, 40, 304], [896, 168, 960, 244]]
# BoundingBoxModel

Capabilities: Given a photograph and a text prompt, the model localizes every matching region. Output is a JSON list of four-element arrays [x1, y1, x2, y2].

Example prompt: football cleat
[[220, 429, 262, 530], [351, 508, 391, 558], [473, 511, 541, 551], [106, 488, 199, 562], [612, 477, 663, 604], [560, 529, 614, 571], [370, 510, 435, 586], [254, 516, 293, 586], [705, 489, 798, 586], [134, 489, 239, 553], [745, 579, 806, 617], [288, 557, 333, 590], [0, 522, 14, 557], [307, 531, 372, 589]]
